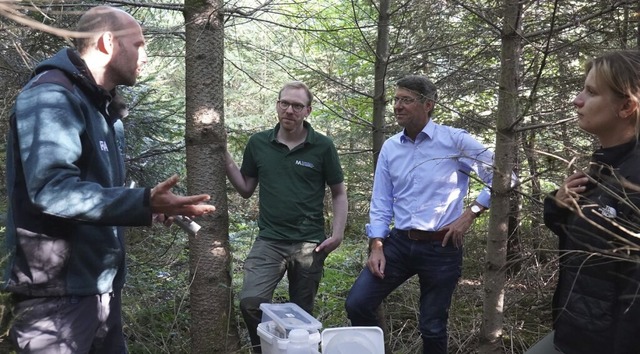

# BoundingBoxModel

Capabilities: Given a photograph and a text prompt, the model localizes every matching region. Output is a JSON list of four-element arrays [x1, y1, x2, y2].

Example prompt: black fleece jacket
[[544, 140, 640, 354]]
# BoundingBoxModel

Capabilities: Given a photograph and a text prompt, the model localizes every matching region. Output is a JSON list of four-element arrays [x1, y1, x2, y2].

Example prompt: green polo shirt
[[240, 121, 344, 242]]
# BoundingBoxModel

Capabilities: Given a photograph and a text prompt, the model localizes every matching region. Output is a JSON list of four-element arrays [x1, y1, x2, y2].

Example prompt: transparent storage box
[[257, 322, 320, 354], [259, 302, 322, 338]]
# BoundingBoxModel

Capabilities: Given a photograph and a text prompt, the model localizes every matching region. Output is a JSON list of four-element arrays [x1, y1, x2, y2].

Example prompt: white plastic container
[[321, 326, 385, 354], [287, 329, 312, 353], [258, 303, 322, 354], [257, 322, 321, 354], [260, 302, 322, 338]]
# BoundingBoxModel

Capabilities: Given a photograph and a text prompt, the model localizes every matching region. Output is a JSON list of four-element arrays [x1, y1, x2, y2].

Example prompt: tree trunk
[[479, 0, 522, 352], [184, 1, 239, 352], [372, 1, 393, 353], [506, 190, 522, 276], [637, 0, 640, 48], [372, 0, 390, 166]]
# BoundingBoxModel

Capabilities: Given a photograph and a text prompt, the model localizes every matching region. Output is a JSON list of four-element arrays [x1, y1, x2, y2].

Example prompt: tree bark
[[372, 0, 390, 167], [479, 0, 522, 352], [636, 0, 640, 48], [184, 0, 239, 352], [371, 2, 393, 353]]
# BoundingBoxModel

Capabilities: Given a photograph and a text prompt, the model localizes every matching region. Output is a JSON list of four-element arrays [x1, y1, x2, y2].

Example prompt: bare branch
[[515, 116, 576, 133], [0, 2, 89, 39], [524, 0, 637, 39]]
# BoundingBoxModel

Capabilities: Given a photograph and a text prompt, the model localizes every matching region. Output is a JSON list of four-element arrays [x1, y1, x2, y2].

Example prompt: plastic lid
[[321, 326, 384, 354], [260, 303, 322, 332]]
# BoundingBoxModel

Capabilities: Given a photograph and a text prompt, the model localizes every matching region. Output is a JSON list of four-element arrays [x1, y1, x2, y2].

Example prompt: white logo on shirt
[[296, 160, 314, 168], [598, 205, 617, 219], [99, 141, 109, 152]]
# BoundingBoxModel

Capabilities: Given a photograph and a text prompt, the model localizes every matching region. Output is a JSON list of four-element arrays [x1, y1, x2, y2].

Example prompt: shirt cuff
[[476, 189, 491, 208], [366, 223, 390, 238], [143, 187, 151, 207]]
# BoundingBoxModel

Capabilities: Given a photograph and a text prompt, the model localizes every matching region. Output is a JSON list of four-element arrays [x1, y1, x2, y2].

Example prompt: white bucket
[[321, 326, 384, 354]]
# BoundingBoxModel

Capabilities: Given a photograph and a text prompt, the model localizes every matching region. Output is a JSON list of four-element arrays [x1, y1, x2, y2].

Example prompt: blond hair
[[586, 50, 640, 138], [278, 81, 314, 106]]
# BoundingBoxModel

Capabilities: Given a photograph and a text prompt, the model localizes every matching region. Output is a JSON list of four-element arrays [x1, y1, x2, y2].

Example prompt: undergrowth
[[0, 216, 557, 354]]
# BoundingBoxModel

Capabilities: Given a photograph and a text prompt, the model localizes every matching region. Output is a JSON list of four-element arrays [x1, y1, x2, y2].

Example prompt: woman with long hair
[[530, 50, 640, 354]]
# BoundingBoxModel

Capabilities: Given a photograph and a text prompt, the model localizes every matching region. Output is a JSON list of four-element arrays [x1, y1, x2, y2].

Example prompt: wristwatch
[[470, 204, 483, 217]]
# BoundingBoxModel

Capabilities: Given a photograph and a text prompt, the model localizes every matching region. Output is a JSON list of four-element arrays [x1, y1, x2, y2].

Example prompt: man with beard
[[225, 81, 348, 353], [4, 6, 215, 353]]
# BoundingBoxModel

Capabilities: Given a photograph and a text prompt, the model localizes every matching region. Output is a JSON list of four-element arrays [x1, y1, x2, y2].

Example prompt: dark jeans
[[239, 237, 327, 353], [9, 290, 127, 354], [345, 228, 462, 354]]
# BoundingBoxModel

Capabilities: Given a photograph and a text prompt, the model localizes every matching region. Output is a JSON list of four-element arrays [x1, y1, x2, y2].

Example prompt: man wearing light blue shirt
[[345, 75, 495, 354]]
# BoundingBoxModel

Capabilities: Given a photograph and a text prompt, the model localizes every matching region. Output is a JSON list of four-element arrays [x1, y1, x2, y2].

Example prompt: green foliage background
[[1, 0, 638, 352]]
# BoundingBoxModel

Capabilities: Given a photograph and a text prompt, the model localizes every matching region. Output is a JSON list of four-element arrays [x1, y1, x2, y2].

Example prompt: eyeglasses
[[392, 96, 422, 106], [277, 100, 307, 112]]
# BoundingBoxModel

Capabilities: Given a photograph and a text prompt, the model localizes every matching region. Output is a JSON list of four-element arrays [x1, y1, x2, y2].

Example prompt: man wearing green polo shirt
[[225, 81, 348, 353]]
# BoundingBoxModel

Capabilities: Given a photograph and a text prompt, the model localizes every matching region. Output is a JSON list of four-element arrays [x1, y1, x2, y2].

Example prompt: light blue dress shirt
[[366, 119, 495, 238]]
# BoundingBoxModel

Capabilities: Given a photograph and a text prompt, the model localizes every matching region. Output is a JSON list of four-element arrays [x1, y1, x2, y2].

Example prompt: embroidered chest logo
[[99, 141, 109, 152], [295, 160, 314, 169], [598, 205, 617, 219]]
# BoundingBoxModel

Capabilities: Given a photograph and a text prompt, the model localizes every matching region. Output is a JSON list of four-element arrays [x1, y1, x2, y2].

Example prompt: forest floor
[[0, 222, 557, 354], [233, 227, 558, 354]]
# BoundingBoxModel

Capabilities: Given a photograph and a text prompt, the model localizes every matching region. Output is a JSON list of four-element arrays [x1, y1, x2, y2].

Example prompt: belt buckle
[[407, 229, 420, 240]]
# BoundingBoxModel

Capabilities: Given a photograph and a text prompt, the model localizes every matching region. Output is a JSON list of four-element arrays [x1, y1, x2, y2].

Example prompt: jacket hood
[[34, 48, 99, 94], [32, 48, 127, 123]]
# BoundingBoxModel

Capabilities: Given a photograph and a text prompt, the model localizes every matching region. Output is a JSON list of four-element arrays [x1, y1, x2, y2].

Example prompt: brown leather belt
[[396, 229, 447, 241]]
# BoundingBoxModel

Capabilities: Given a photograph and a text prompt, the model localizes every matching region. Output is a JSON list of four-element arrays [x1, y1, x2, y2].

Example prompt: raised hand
[[555, 171, 589, 209], [150, 175, 216, 217]]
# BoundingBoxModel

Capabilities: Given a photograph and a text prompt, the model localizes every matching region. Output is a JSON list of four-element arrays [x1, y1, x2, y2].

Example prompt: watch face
[[471, 205, 481, 214]]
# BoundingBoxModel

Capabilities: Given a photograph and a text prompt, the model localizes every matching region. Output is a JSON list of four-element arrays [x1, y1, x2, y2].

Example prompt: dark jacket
[[543, 140, 640, 354], [3, 48, 152, 297]]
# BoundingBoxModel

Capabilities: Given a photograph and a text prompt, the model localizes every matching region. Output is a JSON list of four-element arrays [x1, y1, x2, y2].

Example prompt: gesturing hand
[[150, 175, 216, 217]]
